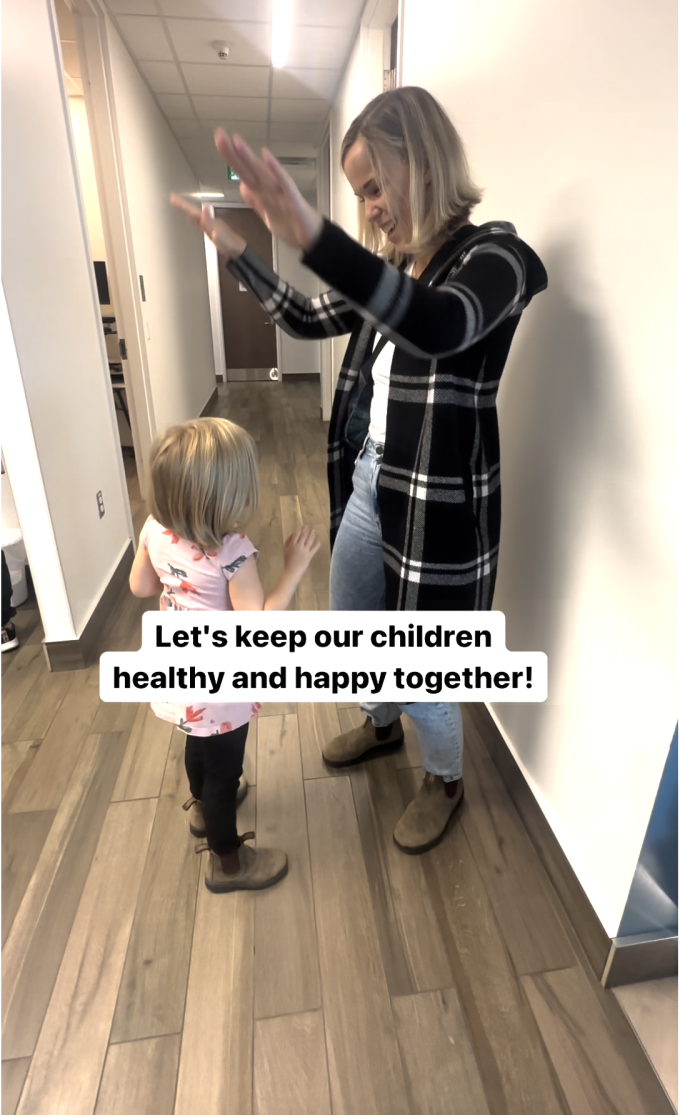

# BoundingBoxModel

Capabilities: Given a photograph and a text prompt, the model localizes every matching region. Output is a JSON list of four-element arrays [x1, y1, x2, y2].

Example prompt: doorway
[[58, 0, 156, 499], [55, 0, 134, 464], [216, 208, 279, 382]]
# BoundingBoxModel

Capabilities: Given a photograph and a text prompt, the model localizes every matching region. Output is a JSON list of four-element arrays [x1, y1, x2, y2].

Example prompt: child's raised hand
[[283, 526, 321, 575], [262, 526, 321, 610]]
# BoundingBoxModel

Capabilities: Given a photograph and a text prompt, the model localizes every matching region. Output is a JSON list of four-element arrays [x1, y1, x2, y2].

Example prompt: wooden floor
[[615, 978, 678, 1109], [1, 379, 675, 1115]]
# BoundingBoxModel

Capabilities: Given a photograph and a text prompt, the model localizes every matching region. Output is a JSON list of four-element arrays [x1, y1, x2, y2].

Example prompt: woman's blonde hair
[[341, 86, 483, 266], [147, 417, 258, 550]]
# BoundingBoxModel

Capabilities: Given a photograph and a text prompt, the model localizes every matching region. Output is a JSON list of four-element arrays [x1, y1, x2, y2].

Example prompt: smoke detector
[[212, 41, 230, 60]]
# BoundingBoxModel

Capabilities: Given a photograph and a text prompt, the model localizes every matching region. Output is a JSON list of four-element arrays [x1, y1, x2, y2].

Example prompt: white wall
[[1, 292, 76, 637], [328, 25, 385, 387], [316, 133, 333, 419], [2, 0, 132, 639], [1, 458, 21, 532], [402, 0, 678, 935], [106, 21, 215, 433], [275, 240, 321, 376]]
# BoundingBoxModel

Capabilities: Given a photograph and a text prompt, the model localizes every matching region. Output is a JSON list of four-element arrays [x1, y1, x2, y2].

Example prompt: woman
[[173, 87, 547, 854]]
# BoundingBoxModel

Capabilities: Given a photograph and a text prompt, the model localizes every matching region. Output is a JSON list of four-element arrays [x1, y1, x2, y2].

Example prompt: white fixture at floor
[[2, 527, 28, 607]]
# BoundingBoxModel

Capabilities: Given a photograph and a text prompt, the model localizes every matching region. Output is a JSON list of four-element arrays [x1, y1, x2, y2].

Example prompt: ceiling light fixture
[[272, 0, 293, 68], [195, 192, 225, 198]]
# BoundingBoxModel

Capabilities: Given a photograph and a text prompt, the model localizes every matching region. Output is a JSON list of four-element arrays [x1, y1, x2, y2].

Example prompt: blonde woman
[[173, 87, 547, 855], [130, 417, 319, 891]]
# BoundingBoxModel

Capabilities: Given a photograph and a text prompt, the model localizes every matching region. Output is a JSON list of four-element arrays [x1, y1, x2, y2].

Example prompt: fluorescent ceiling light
[[195, 192, 225, 198], [272, 0, 293, 68]]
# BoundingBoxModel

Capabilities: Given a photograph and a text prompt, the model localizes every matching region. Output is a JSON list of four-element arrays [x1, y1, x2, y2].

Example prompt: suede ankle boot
[[322, 717, 404, 768], [182, 777, 248, 837], [195, 832, 288, 893], [393, 774, 464, 854]]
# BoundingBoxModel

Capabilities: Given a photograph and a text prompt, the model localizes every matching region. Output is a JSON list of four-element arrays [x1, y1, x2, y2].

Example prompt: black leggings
[[184, 722, 250, 855]]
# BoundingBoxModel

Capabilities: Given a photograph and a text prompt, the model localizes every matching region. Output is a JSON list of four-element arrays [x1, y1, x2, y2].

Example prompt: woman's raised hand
[[214, 129, 324, 254], [170, 195, 247, 262]]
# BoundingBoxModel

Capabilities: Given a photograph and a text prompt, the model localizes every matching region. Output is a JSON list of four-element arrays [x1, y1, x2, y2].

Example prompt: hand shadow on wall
[[492, 231, 652, 765]]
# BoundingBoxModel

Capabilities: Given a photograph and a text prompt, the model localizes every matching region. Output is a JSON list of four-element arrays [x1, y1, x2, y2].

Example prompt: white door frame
[[204, 236, 227, 383], [317, 124, 333, 420], [71, 0, 155, 493]]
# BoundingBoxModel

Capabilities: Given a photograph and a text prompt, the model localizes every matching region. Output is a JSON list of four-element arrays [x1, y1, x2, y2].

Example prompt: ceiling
[[57, 0, 368, 196], [56, 0, 83, 94]]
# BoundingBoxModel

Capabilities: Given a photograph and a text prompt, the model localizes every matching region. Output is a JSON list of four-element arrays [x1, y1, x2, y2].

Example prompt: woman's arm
[[130, 543, 164, 598], [301, 219, 534, 360], [170, 195, 358, 341], [212, 132, 545, 361], [228, 248, 358, 342], [228, 528, 321, 612]]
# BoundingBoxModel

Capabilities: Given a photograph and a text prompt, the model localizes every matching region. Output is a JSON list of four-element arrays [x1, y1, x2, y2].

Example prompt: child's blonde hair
[[147, 417, 259, 550]]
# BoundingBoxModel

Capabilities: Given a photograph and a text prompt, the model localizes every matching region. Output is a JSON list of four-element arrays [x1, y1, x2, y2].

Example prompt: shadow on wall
[[492, 226, 652, 766]]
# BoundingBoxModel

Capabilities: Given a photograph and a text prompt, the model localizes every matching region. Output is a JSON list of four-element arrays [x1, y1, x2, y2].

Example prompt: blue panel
[[619, 726, 678, 937]]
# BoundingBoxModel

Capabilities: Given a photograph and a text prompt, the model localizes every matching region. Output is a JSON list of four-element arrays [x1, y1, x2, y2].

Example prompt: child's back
[[141, 516, 259, 735]]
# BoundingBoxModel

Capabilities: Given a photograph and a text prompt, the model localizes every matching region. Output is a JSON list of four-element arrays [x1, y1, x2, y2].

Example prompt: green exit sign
[[227, 167, 240, 181]]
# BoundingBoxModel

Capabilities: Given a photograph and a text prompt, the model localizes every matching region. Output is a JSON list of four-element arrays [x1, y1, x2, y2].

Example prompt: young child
[[129, 416, 320, 893]]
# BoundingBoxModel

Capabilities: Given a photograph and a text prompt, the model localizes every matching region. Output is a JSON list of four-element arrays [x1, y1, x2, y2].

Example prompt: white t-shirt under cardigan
[[368, 264, 413, 446]]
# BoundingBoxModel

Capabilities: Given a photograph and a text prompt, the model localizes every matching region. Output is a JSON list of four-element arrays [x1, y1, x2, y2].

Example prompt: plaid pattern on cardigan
[[229, 219, 547, 611]]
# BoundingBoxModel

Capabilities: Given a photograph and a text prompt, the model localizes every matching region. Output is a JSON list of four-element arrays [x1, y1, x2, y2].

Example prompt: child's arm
[[229, 527, 320, 612], [130, 543, 164, 598]]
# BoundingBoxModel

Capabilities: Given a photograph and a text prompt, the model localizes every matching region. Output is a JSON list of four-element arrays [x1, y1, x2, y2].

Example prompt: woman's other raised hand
[[214, 129, 323, 254], [169, 195, 247, 262]]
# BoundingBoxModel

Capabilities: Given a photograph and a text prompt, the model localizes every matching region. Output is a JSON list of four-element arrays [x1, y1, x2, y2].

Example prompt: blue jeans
[[329, 439, 463, 780]]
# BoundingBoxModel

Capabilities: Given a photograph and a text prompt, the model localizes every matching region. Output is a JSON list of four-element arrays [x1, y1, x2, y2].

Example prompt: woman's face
[[343, 139, 412, 250]]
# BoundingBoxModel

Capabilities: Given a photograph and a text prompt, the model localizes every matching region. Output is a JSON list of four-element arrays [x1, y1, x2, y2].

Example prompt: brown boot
[[393, 774, 464, 854], [322, 716, 404, 768], [182, 777, 248, 837], [196, 833, 288, 893]]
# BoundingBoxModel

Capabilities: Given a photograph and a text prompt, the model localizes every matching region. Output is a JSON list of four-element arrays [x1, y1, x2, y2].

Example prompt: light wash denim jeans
[[329, 438, 463, 781]]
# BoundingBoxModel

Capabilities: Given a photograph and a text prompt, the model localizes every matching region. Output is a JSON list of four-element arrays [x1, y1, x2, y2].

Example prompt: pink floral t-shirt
[[139, 516, 262, 736]]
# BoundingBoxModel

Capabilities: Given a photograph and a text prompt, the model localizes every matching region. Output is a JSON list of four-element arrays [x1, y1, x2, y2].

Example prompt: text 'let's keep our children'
[[99, 612, 548, 703]]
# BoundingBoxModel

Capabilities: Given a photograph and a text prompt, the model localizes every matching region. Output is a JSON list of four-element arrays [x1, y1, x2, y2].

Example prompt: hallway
[[1, 380, 674, 1115]]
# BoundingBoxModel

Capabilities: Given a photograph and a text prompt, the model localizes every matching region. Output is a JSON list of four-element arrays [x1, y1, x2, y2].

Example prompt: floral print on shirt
[[139, 516, 260, 737]]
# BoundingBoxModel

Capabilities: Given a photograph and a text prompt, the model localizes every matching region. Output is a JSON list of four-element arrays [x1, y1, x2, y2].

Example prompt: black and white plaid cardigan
[[229, 219, 547, 611]]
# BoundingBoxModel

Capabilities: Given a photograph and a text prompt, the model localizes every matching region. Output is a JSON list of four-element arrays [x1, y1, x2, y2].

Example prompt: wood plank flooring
[[614, 978, 678, 1109], [1, 380, 674, 1114]]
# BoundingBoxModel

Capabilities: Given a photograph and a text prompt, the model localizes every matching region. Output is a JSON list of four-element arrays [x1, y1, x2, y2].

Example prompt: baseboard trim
[[44, 541, 134, 672], [465, 703, 612, 979], [201, 387, 219, 416], [603, 931, 678, 988]]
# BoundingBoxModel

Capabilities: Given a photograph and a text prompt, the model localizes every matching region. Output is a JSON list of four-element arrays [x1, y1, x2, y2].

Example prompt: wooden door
[[216, 208, 278, 373]]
